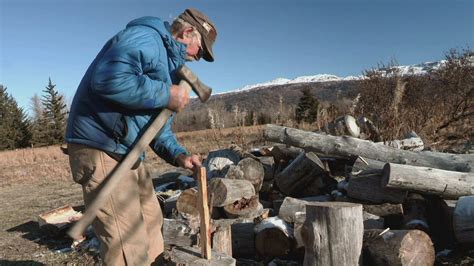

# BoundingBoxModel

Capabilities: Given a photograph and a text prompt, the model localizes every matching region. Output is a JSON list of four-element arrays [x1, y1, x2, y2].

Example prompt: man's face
[[176, 27, 203, 61]]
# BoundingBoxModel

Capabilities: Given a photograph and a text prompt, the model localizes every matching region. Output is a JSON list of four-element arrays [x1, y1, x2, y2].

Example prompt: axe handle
[[68, 80, 192, 240]]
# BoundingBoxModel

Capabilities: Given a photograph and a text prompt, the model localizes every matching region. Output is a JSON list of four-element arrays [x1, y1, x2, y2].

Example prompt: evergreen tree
[[40, 78, 67, 145], [295, 88, 319, 123], [0, 85, 31, 150]]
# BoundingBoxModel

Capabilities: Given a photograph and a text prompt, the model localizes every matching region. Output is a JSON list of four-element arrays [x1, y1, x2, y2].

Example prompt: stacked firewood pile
[[154, 119, 474, 265]]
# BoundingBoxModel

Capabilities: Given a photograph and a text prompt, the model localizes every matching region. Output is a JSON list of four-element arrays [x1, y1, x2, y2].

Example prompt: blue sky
[[1, 0, 473, 114]]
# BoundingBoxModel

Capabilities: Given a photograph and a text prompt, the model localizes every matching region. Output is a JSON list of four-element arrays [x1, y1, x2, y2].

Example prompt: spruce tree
[[40, 78, 67, 145], [0, 85, 31, 150], [295, 88, 319, 123]]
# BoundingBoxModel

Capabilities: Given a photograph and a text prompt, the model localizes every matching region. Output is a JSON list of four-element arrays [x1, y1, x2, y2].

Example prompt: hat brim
[[201, 36, 214, 62]]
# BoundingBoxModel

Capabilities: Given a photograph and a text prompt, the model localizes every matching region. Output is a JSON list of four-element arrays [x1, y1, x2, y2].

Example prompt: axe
[[68, 65, 212, 240]]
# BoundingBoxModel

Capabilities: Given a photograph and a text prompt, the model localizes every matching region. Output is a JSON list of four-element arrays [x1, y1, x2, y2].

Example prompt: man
[[66, 8, 217, 265]]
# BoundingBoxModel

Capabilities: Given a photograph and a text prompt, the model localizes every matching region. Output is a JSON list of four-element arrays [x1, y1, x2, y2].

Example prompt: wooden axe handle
[[68, 80, 192, 240]]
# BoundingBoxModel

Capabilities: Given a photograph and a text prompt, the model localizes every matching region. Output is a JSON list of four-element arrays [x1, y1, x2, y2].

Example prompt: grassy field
[[0, 126, 264, 264]]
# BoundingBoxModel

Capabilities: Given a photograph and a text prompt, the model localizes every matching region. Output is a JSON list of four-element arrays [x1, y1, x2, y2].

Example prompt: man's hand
[[176, 153, 202, 173], [168, 84, 190, 112]]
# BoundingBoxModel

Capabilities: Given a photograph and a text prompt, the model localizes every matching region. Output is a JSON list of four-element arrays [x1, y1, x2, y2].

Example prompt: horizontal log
[[208, 178, 255, 207], [264, 124, 473, 172], [347, 172, 407, 204], [363, 203, 404, 217], [277, 196, 331, 223], [382, 163, 474, 199], [166, 246, 235, 265]]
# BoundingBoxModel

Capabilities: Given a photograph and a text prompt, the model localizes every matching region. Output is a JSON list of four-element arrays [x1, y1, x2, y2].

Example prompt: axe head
[[176, 65, 212, 102]]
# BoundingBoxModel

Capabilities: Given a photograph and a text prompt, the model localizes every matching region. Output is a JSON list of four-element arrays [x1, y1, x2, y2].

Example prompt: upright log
[[208, 178, 255, 207], [453, 195, 474, 244], [382, 163, 474, 199], [363, 229, 435, 266], [264, 124, 473, 172], [211, 221, 232, 256], [275, 152, 332, 197], [302, 202, 363, 266]]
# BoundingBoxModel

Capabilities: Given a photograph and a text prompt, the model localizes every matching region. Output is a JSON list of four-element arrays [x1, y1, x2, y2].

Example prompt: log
[[363, 211, 385, 229], [264, 124, 473, 172], [403, 193, 429, 233], [163, 218, 197, 247], [363, 203, 404, 217], [302, 202, 363, 266], [382, 163, 474, 199], [254, 217, 293, 260], [211, 222, 232, 256], [277, 196, 331, 223], [324, 115, 360, 137], [453, 195, 474, 244], [230, 222, 255, 259], [165, 246, 235, 265], [208, 178, 255, 207], [176, 188, 200, 219], [204, 148, 241, 179], [363, 229, 435, 266], [377, 136, 424, 151], [256, 156, 276, 181], [225, 158, 264, 193], [347, 171, 407, 203], [223, 196, 263, 219], [275, 152, 332, 197], [38, 205, 82, 237]]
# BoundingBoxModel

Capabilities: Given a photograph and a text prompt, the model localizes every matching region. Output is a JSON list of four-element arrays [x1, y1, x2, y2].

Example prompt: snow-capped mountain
[[220, 61, 446, 96]]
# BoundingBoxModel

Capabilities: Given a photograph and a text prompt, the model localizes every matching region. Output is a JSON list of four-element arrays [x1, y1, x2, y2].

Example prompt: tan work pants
[[68, 143, 163, 265]]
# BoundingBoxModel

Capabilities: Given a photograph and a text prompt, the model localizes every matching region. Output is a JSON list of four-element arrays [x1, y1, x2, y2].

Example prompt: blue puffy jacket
[[66, 16, 188, 165]]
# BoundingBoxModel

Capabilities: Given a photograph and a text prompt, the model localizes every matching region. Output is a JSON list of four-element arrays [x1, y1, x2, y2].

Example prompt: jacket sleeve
[[90, 30, 170, 110], [150, 113, 188, 166]]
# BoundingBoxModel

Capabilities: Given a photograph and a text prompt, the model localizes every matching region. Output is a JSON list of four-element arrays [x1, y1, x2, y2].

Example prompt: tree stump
[[211, 221, 232, 256], [363, 229, 435, 266], [302, 202, 363, 266]]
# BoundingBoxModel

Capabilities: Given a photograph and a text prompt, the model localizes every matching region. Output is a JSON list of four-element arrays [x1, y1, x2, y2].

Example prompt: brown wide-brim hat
[[178, 8, 217, 62]]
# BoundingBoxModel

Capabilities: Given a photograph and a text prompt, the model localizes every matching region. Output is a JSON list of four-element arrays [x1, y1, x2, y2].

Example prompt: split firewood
[[264, 124, 473, 172], [453, 195, 474, 244], [363, 229, 435, 266], [38, 205, 82, 237], [274, 152, 334, 197], [211, 220, 232, 257], [176, 188, 200, 220], [254, 217, 293, 260], [382, 163, 474, 199], [208, 178, 255, 207], [225, 158, 265, 193], [302, 202, 363, 266], [163, 218, 197, 248], [277, 196, 330, 223]]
